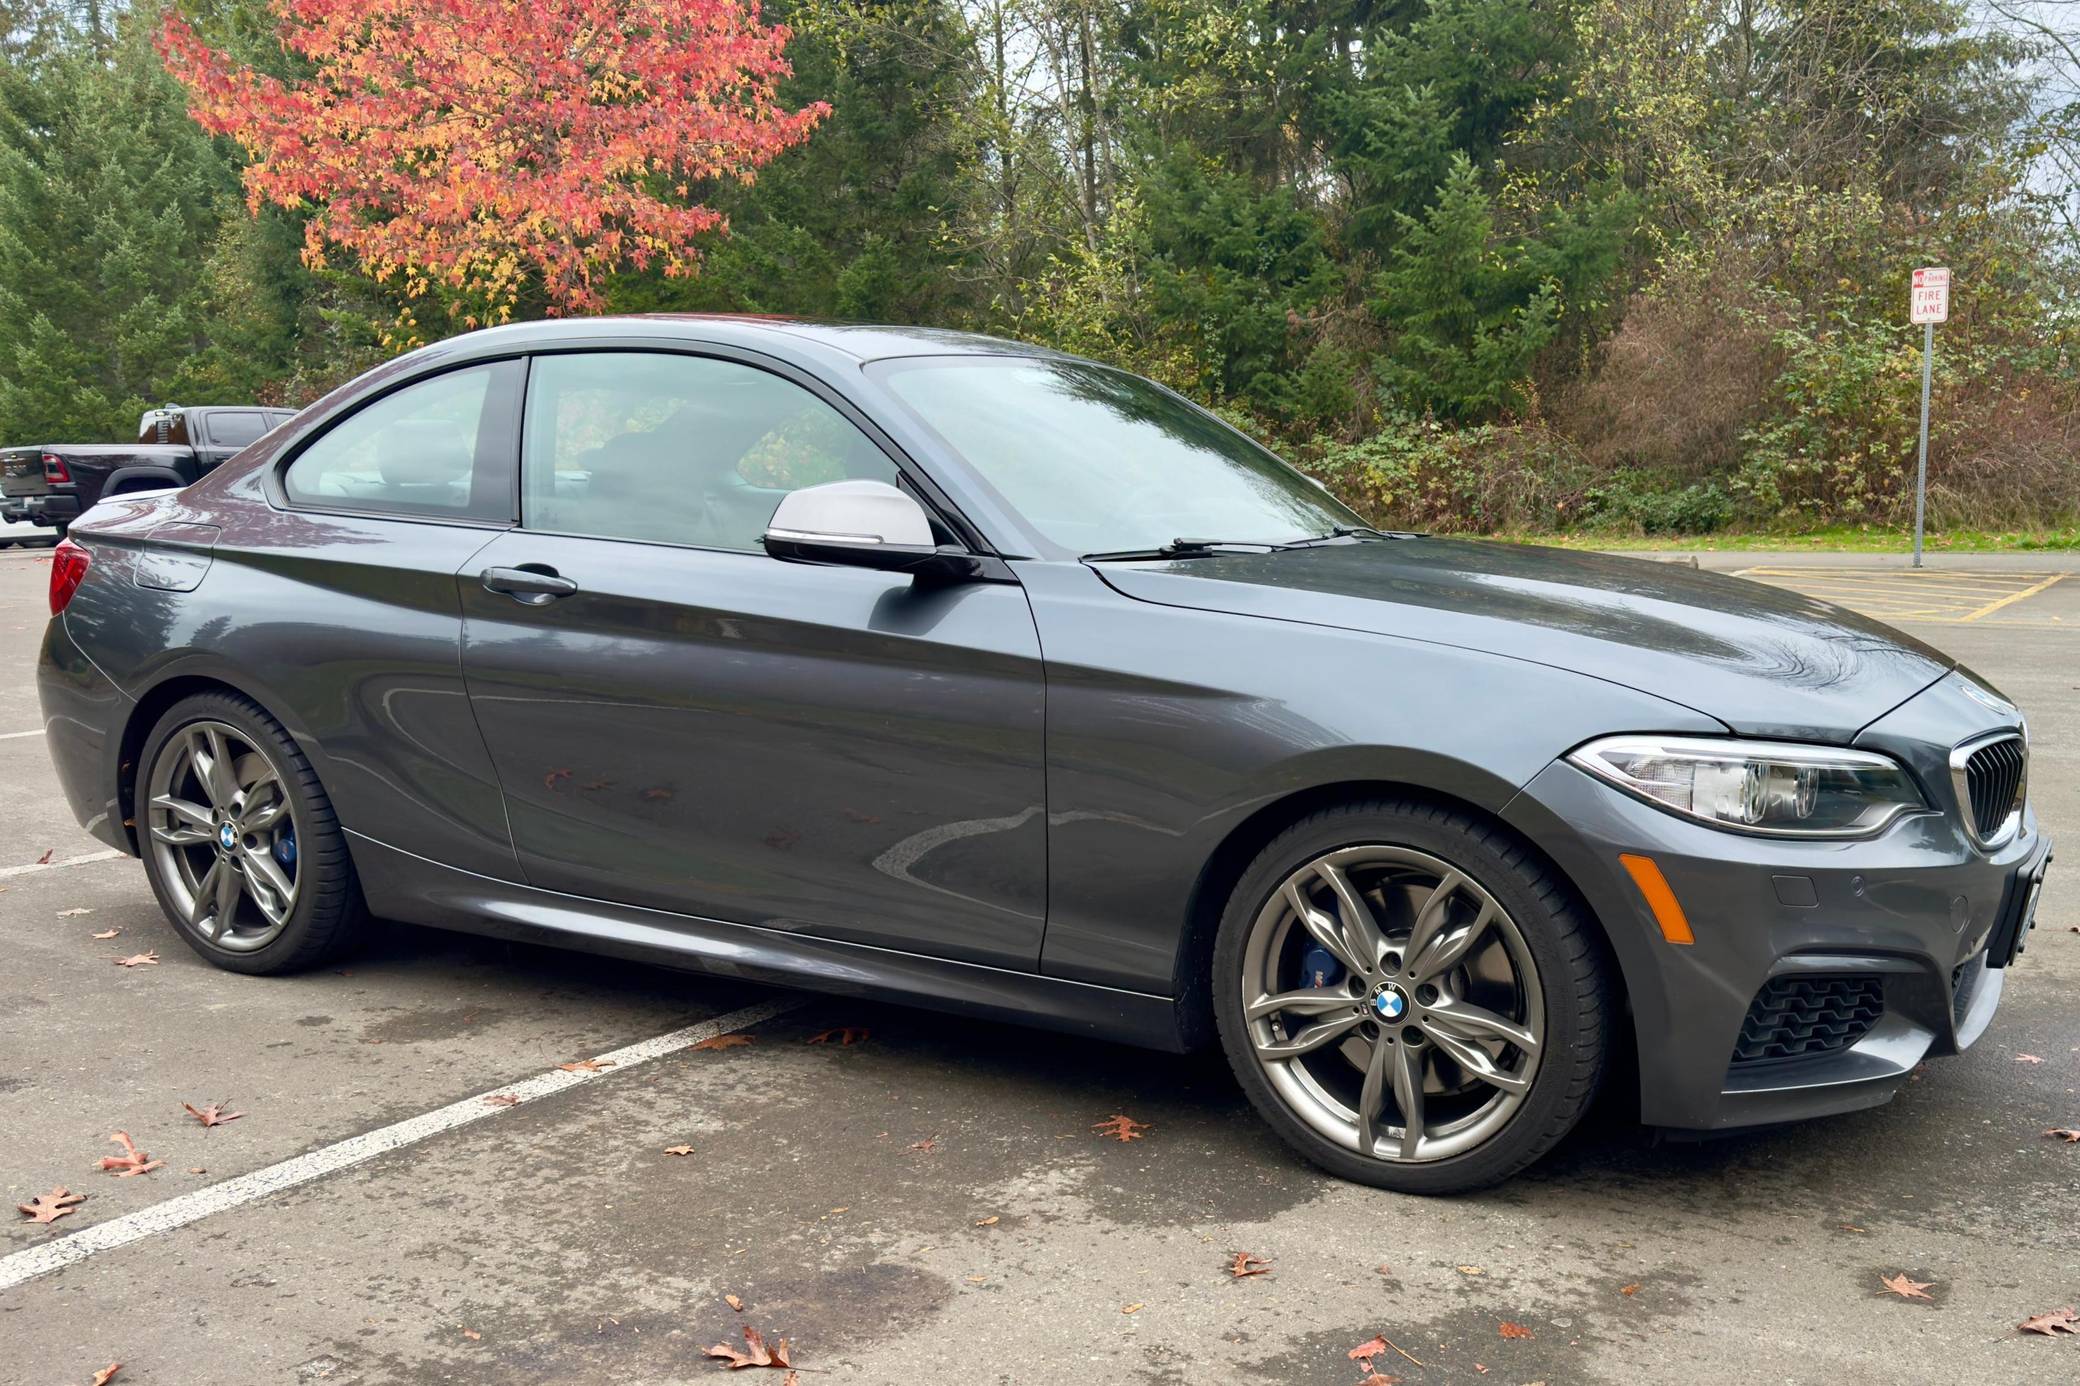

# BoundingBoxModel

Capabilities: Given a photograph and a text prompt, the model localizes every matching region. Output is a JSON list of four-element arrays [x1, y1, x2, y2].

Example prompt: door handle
[[481, 564, 578, 605]]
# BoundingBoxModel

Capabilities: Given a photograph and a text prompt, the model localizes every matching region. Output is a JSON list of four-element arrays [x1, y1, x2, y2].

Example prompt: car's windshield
[[876, 357, 1361, 556]]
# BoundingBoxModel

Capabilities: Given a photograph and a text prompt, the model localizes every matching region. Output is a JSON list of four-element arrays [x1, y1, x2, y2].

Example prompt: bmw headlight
[[1568, 735, 1928, 837]]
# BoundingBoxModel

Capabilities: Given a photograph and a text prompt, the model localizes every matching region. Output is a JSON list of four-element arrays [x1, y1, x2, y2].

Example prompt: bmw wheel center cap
[[218, 822, 237, 852], [1371, 983, 1409, 1023]]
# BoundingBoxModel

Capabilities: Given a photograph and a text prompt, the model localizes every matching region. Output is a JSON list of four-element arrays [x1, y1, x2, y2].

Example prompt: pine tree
[[0, 13, 238, 441]]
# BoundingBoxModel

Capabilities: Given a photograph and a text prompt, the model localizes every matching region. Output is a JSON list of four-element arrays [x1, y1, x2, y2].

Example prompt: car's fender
[[1013, 560, 1727, 995]]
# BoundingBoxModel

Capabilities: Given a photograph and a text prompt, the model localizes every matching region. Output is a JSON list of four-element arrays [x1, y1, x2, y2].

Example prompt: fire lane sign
[[1911, 266, 1950, 324]]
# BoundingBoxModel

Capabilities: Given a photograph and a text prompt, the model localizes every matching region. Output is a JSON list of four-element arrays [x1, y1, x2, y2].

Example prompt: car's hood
[[1092, 538, 1956, 741]]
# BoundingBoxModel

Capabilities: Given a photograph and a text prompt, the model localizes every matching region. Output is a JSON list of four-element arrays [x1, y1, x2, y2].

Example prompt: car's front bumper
[[1505, 755, 2047, 1133]]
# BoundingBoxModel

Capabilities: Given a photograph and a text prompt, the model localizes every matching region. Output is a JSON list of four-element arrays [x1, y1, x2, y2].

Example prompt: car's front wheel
[[137, 690, 368, 973], [1213, 798, 1610, 1193]]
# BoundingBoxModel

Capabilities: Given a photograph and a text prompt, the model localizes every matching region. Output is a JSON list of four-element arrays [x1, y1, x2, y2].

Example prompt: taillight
[[49, 539, 89, 615], [41, 451, 70, 484]]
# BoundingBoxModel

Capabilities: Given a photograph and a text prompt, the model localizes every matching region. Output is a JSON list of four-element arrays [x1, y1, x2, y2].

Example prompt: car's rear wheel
[[137, 690, 368, 973], [1213, 798, 1609, 1193]]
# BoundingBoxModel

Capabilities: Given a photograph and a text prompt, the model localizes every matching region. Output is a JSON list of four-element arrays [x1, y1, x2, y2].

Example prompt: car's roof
[[433, 314, 1068, 365]]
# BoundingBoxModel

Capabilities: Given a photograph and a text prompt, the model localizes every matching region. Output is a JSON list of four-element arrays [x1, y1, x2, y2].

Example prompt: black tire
[[136, 689, 369, 974], [1213, 797, 1609, 1194]]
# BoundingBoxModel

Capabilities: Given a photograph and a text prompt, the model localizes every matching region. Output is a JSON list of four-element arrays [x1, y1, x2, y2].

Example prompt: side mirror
[[763, 479, 974, 576]]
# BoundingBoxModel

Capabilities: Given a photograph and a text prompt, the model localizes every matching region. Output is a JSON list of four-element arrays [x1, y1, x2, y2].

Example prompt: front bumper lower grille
[[1731, 975, 1885, 1066]]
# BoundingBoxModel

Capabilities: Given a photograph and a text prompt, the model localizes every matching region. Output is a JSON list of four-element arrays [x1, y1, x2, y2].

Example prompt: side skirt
[[344, 830, 1187, 1052]]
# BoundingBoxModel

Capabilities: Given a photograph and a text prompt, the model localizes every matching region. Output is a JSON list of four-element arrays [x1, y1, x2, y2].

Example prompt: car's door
[[456, 349, 1049, 969], [183, 358, 527, 882]]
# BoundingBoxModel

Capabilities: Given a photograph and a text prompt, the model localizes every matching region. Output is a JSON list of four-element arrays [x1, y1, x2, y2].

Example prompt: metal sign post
[[1909, 267, 1949, 568]]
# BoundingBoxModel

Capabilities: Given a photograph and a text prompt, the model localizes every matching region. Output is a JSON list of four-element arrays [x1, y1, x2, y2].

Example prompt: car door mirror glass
[[764, 479, 964, 574]]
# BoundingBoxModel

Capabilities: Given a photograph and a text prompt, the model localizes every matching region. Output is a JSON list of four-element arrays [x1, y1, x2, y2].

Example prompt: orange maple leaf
[[183, 1101, 245, 1128], [806, 1027, 869, 1047], [692, 1033, 753, 1052], [1498, 1321, 1533, 1339], [1228, 1251, 1272, 1278], [703, 1324, 793, 1369], [16, 1187, 85, 1224], [98, 1132, 163, 1178], [1878, 1272, 1936, 1301], [2019, 1306, 2079, 1335], [557, 1059, 615, 1073], [1092, 1113, 1150, 1142]]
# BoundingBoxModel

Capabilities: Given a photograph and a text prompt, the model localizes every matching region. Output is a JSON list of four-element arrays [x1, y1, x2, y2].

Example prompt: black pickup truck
[[2, 404, 296, 537]]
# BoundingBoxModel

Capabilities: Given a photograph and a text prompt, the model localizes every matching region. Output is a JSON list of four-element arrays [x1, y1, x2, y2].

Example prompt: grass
[[1504, 524, 2080, 554]]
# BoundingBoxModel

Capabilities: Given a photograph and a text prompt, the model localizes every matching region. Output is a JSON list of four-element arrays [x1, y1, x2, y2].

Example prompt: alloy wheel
[[1239, 844, 1544, 1163], [144, 719, 301, 952]]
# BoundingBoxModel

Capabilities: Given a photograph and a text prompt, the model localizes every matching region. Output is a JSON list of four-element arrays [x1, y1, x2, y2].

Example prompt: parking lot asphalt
[[2, 545, 2076, 1386]]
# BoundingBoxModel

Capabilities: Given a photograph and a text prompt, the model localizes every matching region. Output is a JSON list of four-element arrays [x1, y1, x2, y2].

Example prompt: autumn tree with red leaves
[[159, 0, 827, 324]]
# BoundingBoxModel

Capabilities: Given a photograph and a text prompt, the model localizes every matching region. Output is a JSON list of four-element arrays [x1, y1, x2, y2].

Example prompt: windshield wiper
[[1291, 524, 1418, 545], [1081, 537, 1294, 563]]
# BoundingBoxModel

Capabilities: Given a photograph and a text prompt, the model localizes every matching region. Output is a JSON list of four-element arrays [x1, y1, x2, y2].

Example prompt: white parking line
[[0, 728, 45, 740], [0, 848, 125, 879], [0, 995, 803, 1292]]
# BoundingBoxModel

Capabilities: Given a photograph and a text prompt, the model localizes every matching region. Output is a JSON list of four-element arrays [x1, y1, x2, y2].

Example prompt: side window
[[205, 411, 268, 448], [521, 352, 899, 551], [283, 365, 510, 519]]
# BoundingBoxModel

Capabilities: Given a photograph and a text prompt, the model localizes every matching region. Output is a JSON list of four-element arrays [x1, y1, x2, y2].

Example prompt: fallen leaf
[[2044, 1127, 2080, 1142], [663, 1145, 695, 1156], [1839, 1223, 1867, 1233], [1499, 1321, 1533, 1339], [1456, 1265, 1485, 1276], [544, 768, 572, 790], [97, 1131, 163, 1178], [57, 907, 93, 917], [2016, 1054, 2045, 1064], [16, 1187, 85, 1224], [186, 1167, 206, 1174], [726, 1294, 743, 1312], [1120, 1303, 1143, 1315], [974, 1215, 999, 1226], [1228, 1251, 1272, 1278], [642, 786, 675, 802], [703, 1324, 792, 1368], [112, 951, 159, 968], [908, 1135, 939, 1154], [1375, 1264, 1392, 1277], [1350, 1333, 1424, 1369], [1356, 1376, 1403, 1386], [583, 777, 614, 791], [1092, 1113, 1150, 1142], [557, 1059, 616, 1073], [482, 1094, 520, 1107], [2019, 1306, 2079, 1335], [461, 1328, 481, 1341], [1619, 1282, 1641, 1296], [91, 1365, 121, 1386], [91, 929, 120, 940], [806, 1027, 869, 1046], [692, 1033, 753, 1052], [1878, 1272, 1936, 1301], [183, 1101, 245, 1128], [35, 848, 53, 865]]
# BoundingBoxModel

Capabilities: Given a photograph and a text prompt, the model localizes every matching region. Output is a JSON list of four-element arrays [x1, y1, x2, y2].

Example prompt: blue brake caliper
[[273, 826, 297, 877], [1299, 942, 1343, 991]]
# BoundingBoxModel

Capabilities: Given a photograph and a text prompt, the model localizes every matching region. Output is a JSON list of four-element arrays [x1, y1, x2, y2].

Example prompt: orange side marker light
[[1618, 853, 1694, 945]]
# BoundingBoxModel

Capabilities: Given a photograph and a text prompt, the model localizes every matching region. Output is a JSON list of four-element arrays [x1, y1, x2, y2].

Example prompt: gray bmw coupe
[[38, 317, 2050, 1192]]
